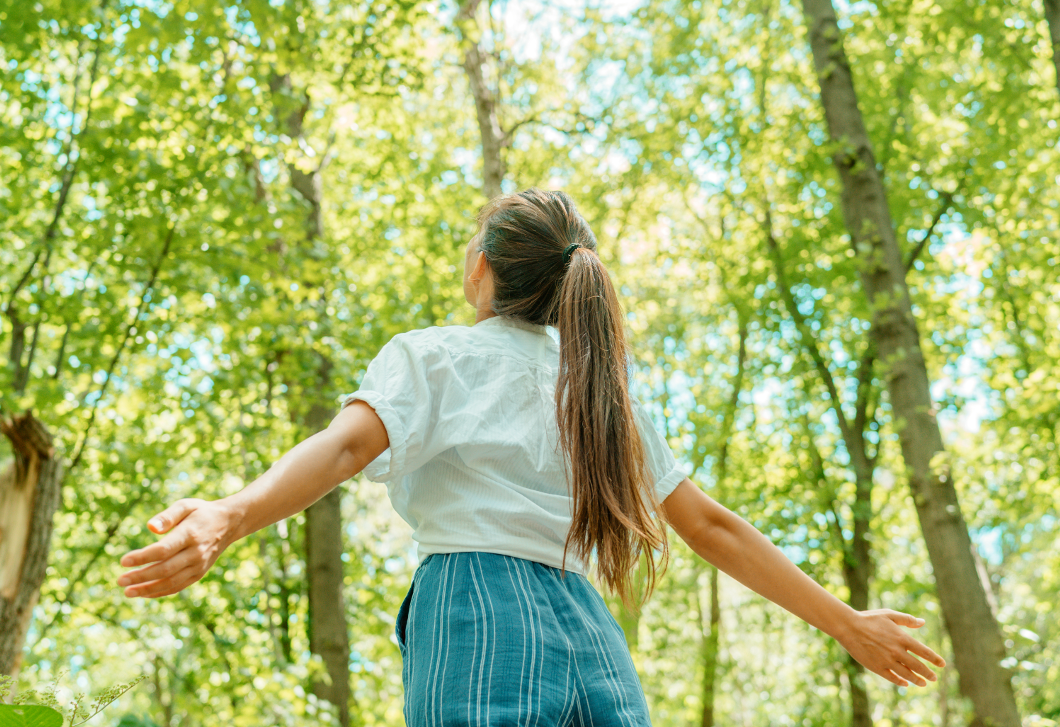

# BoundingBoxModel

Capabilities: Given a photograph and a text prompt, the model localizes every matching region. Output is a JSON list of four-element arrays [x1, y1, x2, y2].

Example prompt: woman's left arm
[[659, 478, 947, 688], [117, 400, 389, 598]]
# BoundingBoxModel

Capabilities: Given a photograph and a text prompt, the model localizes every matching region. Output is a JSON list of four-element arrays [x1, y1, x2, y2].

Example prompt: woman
[[118, 189, 945, 725]]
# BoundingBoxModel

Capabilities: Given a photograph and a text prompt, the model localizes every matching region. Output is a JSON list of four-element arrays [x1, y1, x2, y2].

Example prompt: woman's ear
[[470, 248, 490, 283]]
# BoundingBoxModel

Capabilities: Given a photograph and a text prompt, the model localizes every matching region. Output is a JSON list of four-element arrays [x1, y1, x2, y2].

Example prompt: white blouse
[[339, 315, 686, 575]]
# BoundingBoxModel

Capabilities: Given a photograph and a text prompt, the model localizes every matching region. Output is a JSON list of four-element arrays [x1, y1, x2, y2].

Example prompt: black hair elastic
[[562, 242, 582, 264]]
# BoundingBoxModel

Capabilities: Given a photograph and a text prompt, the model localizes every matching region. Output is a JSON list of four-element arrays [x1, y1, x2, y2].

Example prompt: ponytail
[[475, 188, 669, 609], [555, 246, 668, 609]]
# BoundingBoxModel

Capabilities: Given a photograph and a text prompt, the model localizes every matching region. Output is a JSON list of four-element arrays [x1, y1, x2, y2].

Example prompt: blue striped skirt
[[395, 551, 653, 726]]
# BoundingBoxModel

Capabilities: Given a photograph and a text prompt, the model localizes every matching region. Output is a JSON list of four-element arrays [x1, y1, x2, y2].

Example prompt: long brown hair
[[474, 188, 669, 608]]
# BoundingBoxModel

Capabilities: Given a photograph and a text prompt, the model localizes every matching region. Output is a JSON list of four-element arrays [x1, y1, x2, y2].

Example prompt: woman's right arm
[[117, 400, 389, 599], [659, 478, 946, 688]]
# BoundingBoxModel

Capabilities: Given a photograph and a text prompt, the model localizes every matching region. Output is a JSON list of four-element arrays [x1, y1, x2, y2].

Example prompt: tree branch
[[5, 0, 109, 310], [904, 190, 955, 272], [852, 343, 876, 437], [35, 490, 146, 641], [763, 208, 855, 443], [68, 221, 176, 472], [802, 414, 852, 561]]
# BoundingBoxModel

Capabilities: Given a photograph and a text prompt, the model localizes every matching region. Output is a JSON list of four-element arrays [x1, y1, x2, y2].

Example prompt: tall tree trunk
[[938, 612, 952, 727], [270, 70, 352, 727], [843, 475, 873, 727], [698, 315, 747, 727], [799, 2, 1020, 725], [766, 206, 876, 727], [802, 412, 874, 727], [699, 565, 720, 727], [0, 412, 64, 680], [303, 384, 351, 727], [1045, 0, 1060, 96], [457, 0, 506, 199]]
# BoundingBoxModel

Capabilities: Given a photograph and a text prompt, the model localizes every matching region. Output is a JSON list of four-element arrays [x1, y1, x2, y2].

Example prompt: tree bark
[[270, 70, 352, 727], [698, 315, 747, 727], [457, 0, 506, 199], [1045, 0, 1060, 96], [302, 376, 351, 727], [699, 565, 720, 727], [0, 412, 64, 680], [802, 412, 873, 727], [799, 2, 1021, 725], [766, 217, 875, 727], [843, 482, 872, 727]]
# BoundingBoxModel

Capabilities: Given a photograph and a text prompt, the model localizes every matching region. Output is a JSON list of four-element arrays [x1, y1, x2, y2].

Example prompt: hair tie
[[562, 242, 581, 265]]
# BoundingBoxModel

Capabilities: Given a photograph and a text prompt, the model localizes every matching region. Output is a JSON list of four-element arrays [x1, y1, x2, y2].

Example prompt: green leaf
[[0, 705, 64, 727], [115, 715, 160, 727]]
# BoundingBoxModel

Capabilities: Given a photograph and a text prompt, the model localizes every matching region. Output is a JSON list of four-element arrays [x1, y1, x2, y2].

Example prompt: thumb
[[147, 499, 196, 534], [887, 610, 926, 629]]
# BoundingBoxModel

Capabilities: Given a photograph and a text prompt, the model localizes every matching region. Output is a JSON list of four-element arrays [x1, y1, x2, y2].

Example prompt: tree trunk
[[843, 474, 872, 727], [697, 315, 747, 727], [457, 0, 506, 200], [1045, 0, 1060, 96], [303, 375, 351, 727], [802, 414, 874, 727], [938, 612, 951, 727], [799, 2, 1021, 725], [306, 488, 351, 727], [699, 565, 720, 727], [766, 209, 875, 727], [270, 70, 352, 727], [0, 412, 64, 680]]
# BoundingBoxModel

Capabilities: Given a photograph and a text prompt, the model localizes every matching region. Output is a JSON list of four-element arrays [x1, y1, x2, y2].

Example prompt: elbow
[[663, 479, 734, 555]]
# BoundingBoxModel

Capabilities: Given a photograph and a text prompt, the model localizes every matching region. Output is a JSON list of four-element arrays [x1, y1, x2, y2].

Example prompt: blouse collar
[[475, 314, 550, 336]]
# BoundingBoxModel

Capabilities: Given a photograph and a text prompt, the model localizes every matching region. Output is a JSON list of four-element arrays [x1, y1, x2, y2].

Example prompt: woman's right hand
[[117, 498, 241, 598], [837, 609, 947, 687]]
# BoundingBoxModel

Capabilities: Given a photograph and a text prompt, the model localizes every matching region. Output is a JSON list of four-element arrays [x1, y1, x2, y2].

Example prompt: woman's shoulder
[[381, 324, 481, 363]]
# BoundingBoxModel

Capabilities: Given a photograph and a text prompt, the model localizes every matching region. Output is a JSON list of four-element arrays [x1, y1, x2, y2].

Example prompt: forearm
[[687, 504, 858, 642], [220, 428, 363, 543]]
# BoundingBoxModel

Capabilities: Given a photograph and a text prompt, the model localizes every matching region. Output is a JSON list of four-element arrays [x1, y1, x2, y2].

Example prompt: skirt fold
[[396, 551, 652, 727]]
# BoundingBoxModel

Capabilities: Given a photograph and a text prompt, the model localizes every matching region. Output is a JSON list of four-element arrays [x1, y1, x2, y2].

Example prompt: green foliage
[[0, 672, 145, 727], [2, 0, 1057, 725], [0, 705, 63, 727]]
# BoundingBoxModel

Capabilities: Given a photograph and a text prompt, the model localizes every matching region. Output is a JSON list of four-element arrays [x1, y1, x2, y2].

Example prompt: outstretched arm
[[117, 400, 389, 598], [659, 478, 946, 688]]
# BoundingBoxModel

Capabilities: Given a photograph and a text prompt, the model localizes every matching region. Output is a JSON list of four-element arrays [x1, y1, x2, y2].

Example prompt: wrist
[[215, 495, 248, 545], [829, 604, 862, 645]]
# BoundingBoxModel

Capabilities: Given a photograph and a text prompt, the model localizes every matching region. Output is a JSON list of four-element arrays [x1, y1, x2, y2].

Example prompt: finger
[[126, 564, 201, 599], [889, 660, 927, 687], [899, 652, 937, 683], [878, 667, 908, 688], [118, 547, 197, 589], [887, 610, 925, 629], [120, 528, 190, 568], [907, 638, 947, 668], [146, 499, 198, 534]]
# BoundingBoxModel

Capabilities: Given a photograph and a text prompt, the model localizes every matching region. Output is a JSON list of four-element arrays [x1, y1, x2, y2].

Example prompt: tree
[[799, 0, 1021, 723], [268, 66, 352, 726], [1045, 0, 1060, 95], [0, 413, 63, 680]]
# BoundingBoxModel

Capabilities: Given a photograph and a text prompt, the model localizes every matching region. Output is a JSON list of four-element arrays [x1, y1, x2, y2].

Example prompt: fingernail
[[149, 518, 162, 529]]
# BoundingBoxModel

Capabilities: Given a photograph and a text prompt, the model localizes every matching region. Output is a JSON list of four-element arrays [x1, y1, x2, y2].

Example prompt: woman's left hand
[[838, 609, 947, 687]]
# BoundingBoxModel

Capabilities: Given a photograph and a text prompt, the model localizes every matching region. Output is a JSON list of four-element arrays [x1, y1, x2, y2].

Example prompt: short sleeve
[[339, 332, 444, 483], [631, 398, 686, 502]]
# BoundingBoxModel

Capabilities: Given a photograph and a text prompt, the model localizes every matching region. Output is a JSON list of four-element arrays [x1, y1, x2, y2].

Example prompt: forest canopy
[[1, 0, 1058, 725]]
